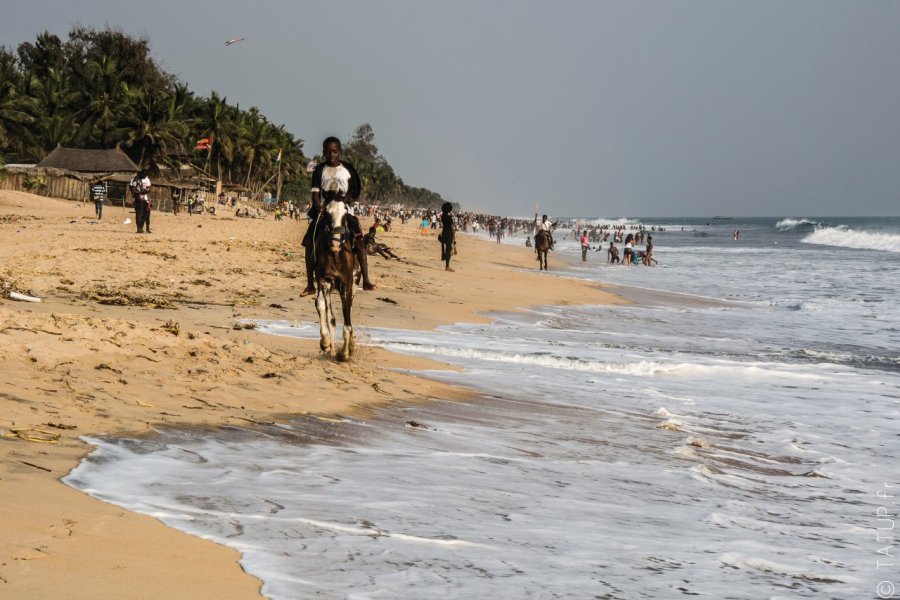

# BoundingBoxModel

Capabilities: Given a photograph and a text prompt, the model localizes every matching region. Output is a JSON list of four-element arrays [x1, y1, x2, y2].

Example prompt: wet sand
[[0, 190, 623, 598]]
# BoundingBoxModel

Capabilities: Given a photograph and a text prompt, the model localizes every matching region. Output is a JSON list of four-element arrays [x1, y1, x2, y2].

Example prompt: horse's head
[[324, 194, 349, 230], [327, 226, 351, 254]]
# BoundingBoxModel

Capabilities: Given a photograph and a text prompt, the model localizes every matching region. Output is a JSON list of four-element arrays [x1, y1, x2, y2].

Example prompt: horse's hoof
[[336, 350, 350, 362]]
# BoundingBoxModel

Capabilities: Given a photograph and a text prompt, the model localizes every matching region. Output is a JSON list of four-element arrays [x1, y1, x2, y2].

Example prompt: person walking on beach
[[580, 230, 590, 261], [171, 188, 181, 215], [299, 136, 375, 297], [90, 179, 107, 221], [129, 170, 152, 233], [439, 201, 455, 271]]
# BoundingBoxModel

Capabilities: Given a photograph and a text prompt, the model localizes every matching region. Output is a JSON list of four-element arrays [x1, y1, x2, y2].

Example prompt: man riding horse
[[534, 213, 558, 252], [300, 137, 375, 297]]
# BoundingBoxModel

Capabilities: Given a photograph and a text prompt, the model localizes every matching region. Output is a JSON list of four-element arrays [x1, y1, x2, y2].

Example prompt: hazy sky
[[3, 1, 898, 216]]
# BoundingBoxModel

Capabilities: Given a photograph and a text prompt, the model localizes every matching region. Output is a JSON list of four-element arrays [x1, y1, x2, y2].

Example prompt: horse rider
[[535, 213, 558, 251], [300, 137, 375, 297]]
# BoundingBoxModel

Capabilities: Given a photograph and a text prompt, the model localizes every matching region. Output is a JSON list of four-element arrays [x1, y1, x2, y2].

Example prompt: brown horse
[[534, 230, 551, 270], [313, 201, 360, 361]]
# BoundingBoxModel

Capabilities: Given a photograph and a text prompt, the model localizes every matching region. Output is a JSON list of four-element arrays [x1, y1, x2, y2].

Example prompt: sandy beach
[[0, 190, 622, 599]]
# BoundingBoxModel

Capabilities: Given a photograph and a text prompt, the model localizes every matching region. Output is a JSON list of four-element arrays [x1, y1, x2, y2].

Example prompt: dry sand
[[0, 190, 623, 598]]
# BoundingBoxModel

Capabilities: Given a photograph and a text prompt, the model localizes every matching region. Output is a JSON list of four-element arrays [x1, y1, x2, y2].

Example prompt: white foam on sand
[[65, 225, 900, 599]]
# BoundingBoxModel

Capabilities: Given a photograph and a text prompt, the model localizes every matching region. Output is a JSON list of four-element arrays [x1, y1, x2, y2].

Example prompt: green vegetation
[[23, 173, 46, 191], [0, 27, 449, 208]]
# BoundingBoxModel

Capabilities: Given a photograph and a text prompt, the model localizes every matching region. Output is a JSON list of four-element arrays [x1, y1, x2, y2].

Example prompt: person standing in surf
[[622, 233, 634, 266]]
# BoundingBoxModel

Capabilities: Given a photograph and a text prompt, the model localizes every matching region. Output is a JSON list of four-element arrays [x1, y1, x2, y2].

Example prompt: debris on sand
[[82, 285, 176, 309]]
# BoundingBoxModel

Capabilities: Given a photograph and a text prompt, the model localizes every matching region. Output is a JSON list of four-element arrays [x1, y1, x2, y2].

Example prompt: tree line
[[0, 27, 450, 209]]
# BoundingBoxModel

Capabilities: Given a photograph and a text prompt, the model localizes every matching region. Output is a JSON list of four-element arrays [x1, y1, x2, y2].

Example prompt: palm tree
[[116, 87, 188, 172], [0, 50, 36, 159], [73, 54, 129, 147], [24, 67, 78, 155], [237, 108, 281, 191], [192, 92, 240, 183]]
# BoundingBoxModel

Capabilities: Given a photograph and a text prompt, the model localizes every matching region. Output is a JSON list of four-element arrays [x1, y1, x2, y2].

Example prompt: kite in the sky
[[224, 37, 246, 46]]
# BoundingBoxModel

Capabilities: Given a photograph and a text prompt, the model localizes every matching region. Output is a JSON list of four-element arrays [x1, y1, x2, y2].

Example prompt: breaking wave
[[775, 218, 824, 232], [380, 342, 828, 380], [801, 226, 900, 253]]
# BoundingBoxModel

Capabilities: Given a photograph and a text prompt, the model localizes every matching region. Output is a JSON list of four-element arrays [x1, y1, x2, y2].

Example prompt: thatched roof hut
[[36, 146, 138, 173]]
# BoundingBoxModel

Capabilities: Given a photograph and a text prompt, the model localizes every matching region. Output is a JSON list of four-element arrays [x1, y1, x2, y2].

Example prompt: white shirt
[[537, 218, 553, 232], [130, 176, 151, 198], [318, 164, 353, 196]]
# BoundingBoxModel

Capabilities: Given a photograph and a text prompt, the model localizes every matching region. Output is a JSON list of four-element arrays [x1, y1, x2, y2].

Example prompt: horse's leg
[[316, 283, 332, 354], [346, 277, 356, 354], [327, 286, 338, 355], [337, 282, 354, 362], [327, 286, 337, 330]]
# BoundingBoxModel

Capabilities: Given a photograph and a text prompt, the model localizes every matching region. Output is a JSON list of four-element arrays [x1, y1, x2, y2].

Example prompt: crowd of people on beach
[[114, 138, 665, 284]]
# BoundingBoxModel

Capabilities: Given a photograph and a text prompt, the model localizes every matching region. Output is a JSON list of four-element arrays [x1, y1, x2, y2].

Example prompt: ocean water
[[65, 217, 900, 599]]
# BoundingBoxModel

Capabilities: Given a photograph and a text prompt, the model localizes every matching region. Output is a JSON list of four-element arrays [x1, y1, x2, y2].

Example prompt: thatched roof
[[37, 146, 138, 173]]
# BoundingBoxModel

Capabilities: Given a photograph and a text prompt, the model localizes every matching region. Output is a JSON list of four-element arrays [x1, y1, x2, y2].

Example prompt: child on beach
[[364, 226, 401, 260], [607, 241, 620, 263]]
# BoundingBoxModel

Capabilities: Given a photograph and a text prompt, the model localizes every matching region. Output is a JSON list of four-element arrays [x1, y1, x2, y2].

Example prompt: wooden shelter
[[0, 147, 215, 213]]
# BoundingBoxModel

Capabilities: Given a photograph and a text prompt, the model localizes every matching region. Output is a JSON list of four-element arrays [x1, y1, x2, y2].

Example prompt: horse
[[534, 230, 551, 270], [312, 199, 360, 361]]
